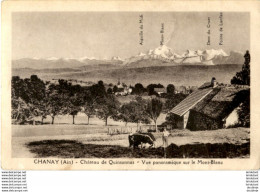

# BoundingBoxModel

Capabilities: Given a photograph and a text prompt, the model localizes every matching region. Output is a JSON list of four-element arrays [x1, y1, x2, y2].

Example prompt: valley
[[13, 64, 242, 86]]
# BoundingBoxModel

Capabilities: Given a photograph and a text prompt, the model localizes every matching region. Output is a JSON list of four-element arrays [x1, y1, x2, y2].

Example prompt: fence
[[107, 125, 159, 135]]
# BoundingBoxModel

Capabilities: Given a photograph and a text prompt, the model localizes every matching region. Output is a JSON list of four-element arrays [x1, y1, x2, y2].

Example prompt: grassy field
[[12, 118, 250, 158], [26, 140, 250, 158]]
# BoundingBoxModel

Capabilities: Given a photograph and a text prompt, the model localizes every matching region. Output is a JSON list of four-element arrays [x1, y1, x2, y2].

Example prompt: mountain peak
[[149, 45, 174, 58], [202, 49, 228, 61]]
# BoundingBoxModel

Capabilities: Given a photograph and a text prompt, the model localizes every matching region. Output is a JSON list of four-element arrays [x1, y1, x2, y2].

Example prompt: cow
[[128, 133, 155, 149]]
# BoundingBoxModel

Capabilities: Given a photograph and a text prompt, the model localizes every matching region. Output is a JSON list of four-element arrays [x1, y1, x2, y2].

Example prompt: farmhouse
[[169, 79, 250, 131]]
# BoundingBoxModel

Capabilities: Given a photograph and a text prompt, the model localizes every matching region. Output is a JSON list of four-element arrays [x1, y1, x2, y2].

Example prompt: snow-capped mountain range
[[123, 45, 230, 65], [12, 45, 244, 69]]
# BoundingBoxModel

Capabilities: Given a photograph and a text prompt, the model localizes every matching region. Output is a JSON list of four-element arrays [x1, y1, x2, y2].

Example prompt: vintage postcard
[[1, 1, 260, 170]]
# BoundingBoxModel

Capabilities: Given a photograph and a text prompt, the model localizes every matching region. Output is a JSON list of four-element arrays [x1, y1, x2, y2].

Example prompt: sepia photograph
[[1, 1, 260, 170], [10, 11, 250, 159]]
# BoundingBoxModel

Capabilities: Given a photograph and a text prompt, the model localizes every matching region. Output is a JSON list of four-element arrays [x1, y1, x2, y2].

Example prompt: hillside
[[12, 58, 123, 69], [17, 64, 243, 86]]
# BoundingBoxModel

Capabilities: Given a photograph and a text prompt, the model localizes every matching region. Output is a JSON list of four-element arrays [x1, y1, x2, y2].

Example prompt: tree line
[[11, 76, 187, 131], [231, 50, 250, 127]]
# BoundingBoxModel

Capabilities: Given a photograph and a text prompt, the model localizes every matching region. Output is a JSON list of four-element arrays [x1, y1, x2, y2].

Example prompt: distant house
[[114, 79, 132, 96], [115, 88, 125, 96], [175, 86, 189, 94], [154, 88, 166, 96], [169, 79, 249, 131]]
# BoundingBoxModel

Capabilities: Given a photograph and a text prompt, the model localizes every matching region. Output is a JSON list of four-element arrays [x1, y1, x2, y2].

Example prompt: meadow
[[12, 114, 250, 158]]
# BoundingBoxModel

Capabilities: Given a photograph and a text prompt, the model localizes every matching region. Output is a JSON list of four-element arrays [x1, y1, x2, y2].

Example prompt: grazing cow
[[129, 133, 155, 148]]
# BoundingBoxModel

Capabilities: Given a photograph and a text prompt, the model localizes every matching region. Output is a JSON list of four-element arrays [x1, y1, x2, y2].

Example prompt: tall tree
[[231, 50, 250, 85], [146, 98, 163, 132], [231, 50, 250, 127], [11, 76, 26, 121], [46, 81, 70, 124], [89, 80, 107, 100], [66, 84, 83, 124], [107, 88, 113, 95], [117, 103, 133, 127], [129, 97, 150, 129], [82, 90, 97, 125], [133, 83, 145, 95], [113, 85, 118, 93], [166, 84, 175, 96], [68, 95, 82, 124], [147, 84, 164, 96], [96, 94, 120, 126], [237, 94, 250, 127], [14, 75, 46, 124], [46, 80, 82, 125], [37, 96, 49, 124]]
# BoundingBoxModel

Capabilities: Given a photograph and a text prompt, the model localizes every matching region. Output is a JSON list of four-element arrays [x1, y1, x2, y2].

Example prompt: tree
[[129, 97, 150, 129], [46, 80, 71, 124], [68, 94, 82, 124], [146, 98, 163, 132], [12, 75, 46, 124], [90, 80, 107, 99], [11, 76, 27, 121], [117, 103, 133, 126], [146, 84, 164, 96], [113, 85, 118, 93], [96, 94, 120, 126], [231, 50, 250, 85], [47, 93, 65, 124], [37, 96, 49, 124], [66, 84, 83, 124], [11, 76, 51, 124], [231, 50, 250, 127], [237, 94, 250, 127], [107, 88, 113, 94], [82, 90, 97, 125], [167, 84, 175, 96], [11, 96, 27, 122], [47, 80, 83, 125], [28, 75, 46, 124], [133, 83, 145, 95]]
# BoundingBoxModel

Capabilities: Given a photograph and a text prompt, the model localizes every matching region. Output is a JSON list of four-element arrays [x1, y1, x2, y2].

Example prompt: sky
[[12, 12, 250, 60]]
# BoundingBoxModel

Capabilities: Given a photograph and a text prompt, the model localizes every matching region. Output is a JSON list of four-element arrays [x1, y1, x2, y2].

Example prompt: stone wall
[[186, 110, 223, 131]]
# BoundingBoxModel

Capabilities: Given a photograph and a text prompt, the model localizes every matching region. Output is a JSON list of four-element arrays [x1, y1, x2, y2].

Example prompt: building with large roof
[[169, 79, 249, 131]]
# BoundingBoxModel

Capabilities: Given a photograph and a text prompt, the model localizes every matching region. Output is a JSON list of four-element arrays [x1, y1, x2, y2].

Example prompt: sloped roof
[[170, 88, 213, 116], [192, 86, 249, 120], [199, 82, 212, 89]]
